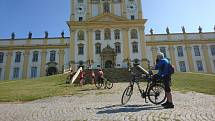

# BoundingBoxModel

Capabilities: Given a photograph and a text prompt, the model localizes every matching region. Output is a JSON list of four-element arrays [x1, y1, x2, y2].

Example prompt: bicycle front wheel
[[106, 80, 113, 89], [147, 84, 166, 105], [121, 85, 133, 105], [95, 80, 103, 89]]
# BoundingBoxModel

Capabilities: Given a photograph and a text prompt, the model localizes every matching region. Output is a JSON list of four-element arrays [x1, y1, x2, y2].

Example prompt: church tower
[[67, 0, 147, 69]]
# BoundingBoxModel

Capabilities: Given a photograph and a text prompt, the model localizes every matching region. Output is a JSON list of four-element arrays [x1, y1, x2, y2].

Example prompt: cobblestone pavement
[[0, 83, 215, 121]]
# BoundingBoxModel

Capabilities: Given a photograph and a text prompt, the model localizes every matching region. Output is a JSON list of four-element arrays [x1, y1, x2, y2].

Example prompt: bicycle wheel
[[121, 85, 133, 105], [95, 80, 103, 89], [106, 80, 113, 89], [147, 84, 166, 105]]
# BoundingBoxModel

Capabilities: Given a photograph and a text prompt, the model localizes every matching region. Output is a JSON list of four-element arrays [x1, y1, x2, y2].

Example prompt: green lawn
[[172, 72, 215, 95], [0, 72, 214, 102], [0, 74, 95, 102]]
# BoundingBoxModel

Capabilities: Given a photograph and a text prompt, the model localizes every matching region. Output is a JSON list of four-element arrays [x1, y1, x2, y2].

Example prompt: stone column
[[98, 2, 102, 15], [59, 49, 65, 74], [137, 0, 143, 19], [185, 45, 194, 72], [87, 29, 93, 66], [139, 27, 148, 67], [122, 28, 130, 63], [151, 46, 158, 65], [202, 45, 212, 73], [40, 49, 47, 76], [22, 50, 30, 79], [4, 50, 13, 80], [168, 45, 177, 68]]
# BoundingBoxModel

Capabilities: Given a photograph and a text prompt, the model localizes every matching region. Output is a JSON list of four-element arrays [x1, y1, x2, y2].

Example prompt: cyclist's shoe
[[161, 101, 169, 107], [163, 103, 174, 109]]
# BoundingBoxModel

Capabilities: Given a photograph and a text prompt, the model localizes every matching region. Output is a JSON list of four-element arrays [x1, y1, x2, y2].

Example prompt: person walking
[[155, 52, 174, 109], [91, 70, 95, 84], [79, 70, 85, 86]]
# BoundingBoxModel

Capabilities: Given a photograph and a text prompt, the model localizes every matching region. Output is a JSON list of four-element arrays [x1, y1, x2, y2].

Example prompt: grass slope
[[0, 72, 214, 102], [0, 74, 95, 102]]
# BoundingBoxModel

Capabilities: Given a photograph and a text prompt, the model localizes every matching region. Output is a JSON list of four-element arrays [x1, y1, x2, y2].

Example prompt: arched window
[[77, 30, 85, 40], [95, 43, 101, 54], [78, 43, 84, 55], [114, 29, 120, 39], [50, 50, 56, 62], [132, 42, 138, 53], [104, 28, 111, 40], [131, 29, 138, 39], [95, 30, 101, 40], [114, 42, 121, 53], [32, 51, 39, 62], [103, 2, 110, 13]]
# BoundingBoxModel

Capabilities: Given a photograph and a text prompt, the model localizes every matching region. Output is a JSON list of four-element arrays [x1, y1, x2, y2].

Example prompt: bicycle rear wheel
[[147, 84, 166, 105], [121, 85, 133, 105], [106, 79, 113, 89]]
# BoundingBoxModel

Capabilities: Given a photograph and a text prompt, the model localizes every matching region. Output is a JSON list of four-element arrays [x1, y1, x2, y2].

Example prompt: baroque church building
[[0, 0, 215, 80]]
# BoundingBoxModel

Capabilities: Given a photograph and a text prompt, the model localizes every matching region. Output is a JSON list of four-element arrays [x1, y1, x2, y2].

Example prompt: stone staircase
[[74, 68, 130, 84]]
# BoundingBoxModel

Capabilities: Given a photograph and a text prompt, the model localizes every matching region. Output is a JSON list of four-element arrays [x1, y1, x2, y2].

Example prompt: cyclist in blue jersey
[[155, 52, 174, 109]]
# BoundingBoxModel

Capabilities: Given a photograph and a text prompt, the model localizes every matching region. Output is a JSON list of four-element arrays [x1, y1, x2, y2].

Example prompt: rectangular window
[[160, 47, 167, 57], [131, 15, 135, 20], [210, 45, 215, 56], [196, 60, 203, 71], [0, 68, 2, 79], [95, 45, 101, 54], [15, 52, 21, 63], [31, 67, 37, 78], [79, 17, 83, 22], [13, 67, 20, 79], [179, 61, 186, 72], [32, 51, 39, 62], [50, 51, 56, 62], [0, 52, 4, 63], [95, 33, 101, 40], [78, 46, 84, 55], [194, 46, 201, 56], [132, 43, 138, 53], [177, 46, 184, 57], [115, 45, 121, 53]]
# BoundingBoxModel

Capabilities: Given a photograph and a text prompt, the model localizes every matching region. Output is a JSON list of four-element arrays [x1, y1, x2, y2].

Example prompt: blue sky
[[0, 0, 214, 39]]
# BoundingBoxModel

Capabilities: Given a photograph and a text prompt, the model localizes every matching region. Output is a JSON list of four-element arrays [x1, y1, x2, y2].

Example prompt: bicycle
[[95, 77, 113, 89], [121, 65, 166, 105]]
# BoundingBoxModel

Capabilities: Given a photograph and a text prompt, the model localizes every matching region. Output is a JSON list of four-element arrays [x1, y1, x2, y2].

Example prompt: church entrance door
[[100, 45, 116, 68], [105, 60, 113, 68]]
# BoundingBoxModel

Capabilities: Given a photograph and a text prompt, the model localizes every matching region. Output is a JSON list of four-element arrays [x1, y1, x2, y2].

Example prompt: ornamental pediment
[[87, 13, 128, 22]]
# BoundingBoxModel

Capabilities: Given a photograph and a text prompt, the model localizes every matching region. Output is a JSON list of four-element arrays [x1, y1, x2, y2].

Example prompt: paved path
[[0, 83, 215, 121]]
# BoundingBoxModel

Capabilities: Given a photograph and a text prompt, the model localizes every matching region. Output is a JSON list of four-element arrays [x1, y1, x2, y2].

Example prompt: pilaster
[[59, 49, 65, 74], [138, 27, 147, 67], [122, 28, 130, 62], [121, 0, 126, 17], [168, 46, 177, 68], [40, 49, 47, 76], [22, 50, 30, 79], [137, 0, 143, 19], [87, 0, 92, 19], [70, 30, 76, 65], [71, 0, 75, 20], [185, 45, 195, 72], [151, 46, 158, 65], [87, 29, 93, 66], [111, 1, 115, 15], [202, 45, 212, 73], [4, 50, 13, 80]]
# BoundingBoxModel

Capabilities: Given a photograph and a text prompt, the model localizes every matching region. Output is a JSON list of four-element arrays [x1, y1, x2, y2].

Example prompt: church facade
[[0, 0, 215, 80]]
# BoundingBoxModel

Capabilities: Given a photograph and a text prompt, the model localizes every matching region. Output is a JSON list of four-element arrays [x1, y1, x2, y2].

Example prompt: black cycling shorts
[[163, 75, 171, 93]]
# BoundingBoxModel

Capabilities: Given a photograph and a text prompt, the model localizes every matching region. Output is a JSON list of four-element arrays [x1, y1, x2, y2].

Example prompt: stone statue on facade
[[11, 32, 15, 40], [45, 31, 48, 38], [150, 28, 154, 35], [28, 32, 32, 39], [198, 26, 202, 33], [166, 27, 170, 34], [182, 26, 186, 34], [61, 31, 64, 38]]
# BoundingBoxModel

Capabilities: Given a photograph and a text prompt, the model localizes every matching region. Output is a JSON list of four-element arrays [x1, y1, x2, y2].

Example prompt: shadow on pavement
[[96, 104, 163, 114]]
